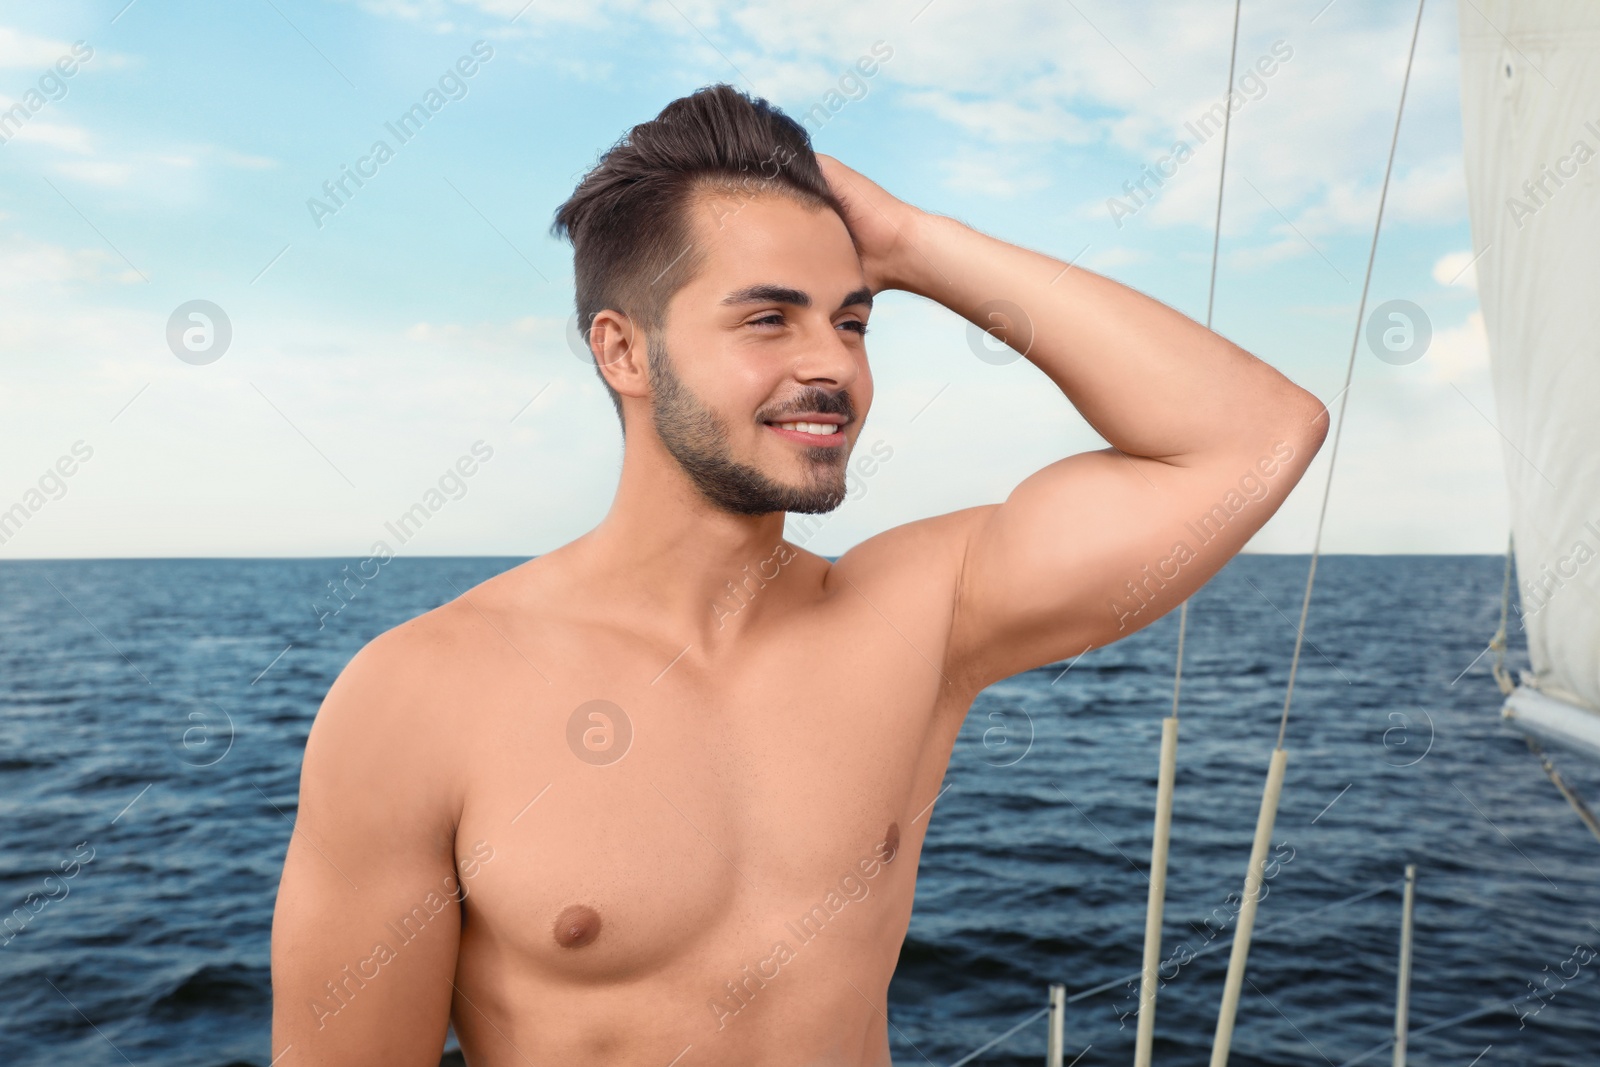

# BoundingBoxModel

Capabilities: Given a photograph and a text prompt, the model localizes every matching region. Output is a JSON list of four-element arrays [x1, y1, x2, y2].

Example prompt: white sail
[[1458, 0, 1600, 724]]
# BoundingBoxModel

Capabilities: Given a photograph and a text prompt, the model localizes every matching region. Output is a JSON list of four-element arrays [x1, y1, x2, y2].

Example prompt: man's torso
[[416, 521, 980, 1065]]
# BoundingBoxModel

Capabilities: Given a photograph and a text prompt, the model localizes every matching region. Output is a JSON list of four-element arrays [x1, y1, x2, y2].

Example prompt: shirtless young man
[[270, 83, 1327, 1066]]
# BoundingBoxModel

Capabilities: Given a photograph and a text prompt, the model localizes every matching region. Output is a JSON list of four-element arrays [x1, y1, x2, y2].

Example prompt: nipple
[[882, 821, 900, 864], [553, 904, 602, 949]]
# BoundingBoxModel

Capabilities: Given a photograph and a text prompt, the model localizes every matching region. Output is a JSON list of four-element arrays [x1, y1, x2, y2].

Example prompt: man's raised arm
[[271, 627, 466, 1065], [818, 156, 1328, 692]]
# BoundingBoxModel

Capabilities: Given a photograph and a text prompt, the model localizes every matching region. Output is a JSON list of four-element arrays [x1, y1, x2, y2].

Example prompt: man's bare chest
[[444, 608, 971, 986]]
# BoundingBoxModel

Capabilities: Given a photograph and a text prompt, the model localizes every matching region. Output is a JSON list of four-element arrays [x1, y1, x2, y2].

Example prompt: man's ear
[[590, 310, 651, 401]]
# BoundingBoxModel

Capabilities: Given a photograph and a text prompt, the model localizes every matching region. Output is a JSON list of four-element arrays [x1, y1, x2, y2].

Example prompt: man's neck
[[569, 449, 804, 653]]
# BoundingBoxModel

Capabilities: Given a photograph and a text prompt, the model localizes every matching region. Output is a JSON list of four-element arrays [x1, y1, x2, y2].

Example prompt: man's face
[[645, 191, 873, 517]]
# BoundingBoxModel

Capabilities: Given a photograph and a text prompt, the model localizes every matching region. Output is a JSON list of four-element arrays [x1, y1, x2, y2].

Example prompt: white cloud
[[1086, 246, 1149, 271], [352, 0, 1469, 264], [0, 116, 92, 152], [0, 235, 143, 290], [54, 160, 133, 186], [0, 29, 274, 189], [1432, 248, 1478, 290], [938, 150, 1052, 198], [352, 0, 607, 31], [0, 1, 1507, 557], [29, 142, 280, 191], [0, 25, 76, 68], [1416, 308, 1488, 385], [899, 88, 1100, 147]]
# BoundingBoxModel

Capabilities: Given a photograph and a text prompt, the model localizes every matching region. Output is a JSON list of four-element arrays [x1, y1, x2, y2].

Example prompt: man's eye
[[839, 320, 869, 336], [750, 314, 785, 327]]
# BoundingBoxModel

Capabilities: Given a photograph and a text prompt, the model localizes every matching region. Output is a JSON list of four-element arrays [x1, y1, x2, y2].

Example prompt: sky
[[0, 0, 1513, 559]]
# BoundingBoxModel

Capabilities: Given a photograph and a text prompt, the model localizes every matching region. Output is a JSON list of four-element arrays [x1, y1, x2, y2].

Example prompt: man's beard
[[648, 335, 852, 517]]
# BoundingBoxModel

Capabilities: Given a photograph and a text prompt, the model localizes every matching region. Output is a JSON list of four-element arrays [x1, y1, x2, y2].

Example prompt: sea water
[[1, 555, 1595, 1066]]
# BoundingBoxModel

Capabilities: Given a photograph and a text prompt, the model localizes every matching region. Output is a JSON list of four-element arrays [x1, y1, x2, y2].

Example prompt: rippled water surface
[[1, 555, 1595, 1066]]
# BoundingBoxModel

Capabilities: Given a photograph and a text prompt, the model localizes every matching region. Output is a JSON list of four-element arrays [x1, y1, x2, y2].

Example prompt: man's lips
[[763, 414, 849, 447], [763, 412, 848, 425]]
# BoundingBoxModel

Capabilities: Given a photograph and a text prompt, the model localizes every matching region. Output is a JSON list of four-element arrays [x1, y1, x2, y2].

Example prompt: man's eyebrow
[[720, 284, 873, 313]]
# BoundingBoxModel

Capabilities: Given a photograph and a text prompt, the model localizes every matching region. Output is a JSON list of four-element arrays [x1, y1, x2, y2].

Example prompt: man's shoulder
[[299, 565, 555, 831], [827, 505, 993, 589], [820, 507, 998, 699], [821, 505, 997, 638], [317, 563, 546, 735]]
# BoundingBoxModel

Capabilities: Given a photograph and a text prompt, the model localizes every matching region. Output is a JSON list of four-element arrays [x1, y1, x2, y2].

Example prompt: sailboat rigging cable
[[1490, 533, 1515, 697], [1134, 3, 1244, 1064], [1209, 1, 1428, 1063]]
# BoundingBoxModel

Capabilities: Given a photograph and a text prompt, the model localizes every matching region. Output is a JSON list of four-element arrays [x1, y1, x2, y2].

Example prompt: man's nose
[[791, 318, 861, 390]]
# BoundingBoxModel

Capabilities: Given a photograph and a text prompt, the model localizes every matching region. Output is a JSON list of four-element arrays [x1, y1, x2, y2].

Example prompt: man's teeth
[[774, 422, 839, 435]]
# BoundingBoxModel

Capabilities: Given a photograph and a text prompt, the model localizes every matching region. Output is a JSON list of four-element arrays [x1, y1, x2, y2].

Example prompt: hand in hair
[[816, 153, 925, 295]]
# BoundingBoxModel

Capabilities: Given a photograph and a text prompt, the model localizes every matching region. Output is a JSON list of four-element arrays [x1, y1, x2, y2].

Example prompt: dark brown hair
[[550, 82, 848, 429]]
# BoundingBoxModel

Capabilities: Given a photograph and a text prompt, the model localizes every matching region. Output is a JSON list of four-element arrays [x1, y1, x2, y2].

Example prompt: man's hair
[[549, 82, 849, 431]]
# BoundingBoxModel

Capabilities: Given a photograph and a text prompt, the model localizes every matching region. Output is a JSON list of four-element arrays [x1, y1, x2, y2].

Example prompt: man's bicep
[[947, 438, 1315, 689], [270, 639, 463, 1065], [271, 830, 460, 1061]]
